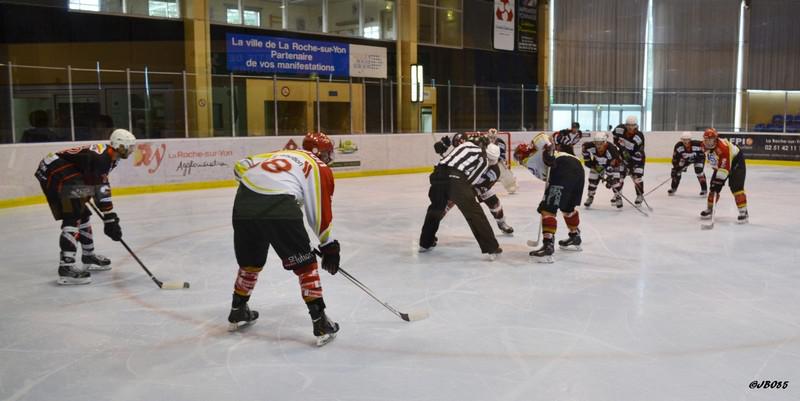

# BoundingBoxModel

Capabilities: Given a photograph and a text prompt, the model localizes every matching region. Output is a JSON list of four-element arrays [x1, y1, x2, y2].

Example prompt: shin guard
[[234, 266, 263, 298], [295, 262, 323, 302]]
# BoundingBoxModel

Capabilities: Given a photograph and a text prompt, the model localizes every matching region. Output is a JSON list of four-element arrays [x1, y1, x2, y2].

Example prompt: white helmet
[[109, 129, 136, 158], [592, 131, 607, 143], [486, 143, 501, 165], [680, 132, 692, 141], [625, 115, 638, 126]]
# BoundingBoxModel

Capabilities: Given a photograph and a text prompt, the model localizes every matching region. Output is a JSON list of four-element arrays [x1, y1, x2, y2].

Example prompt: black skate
[[700, 208, 713, 220], [558, 231, 582, 252], [419, 236, 438, 253], [737, 209, 749, 224], [228, 303, 259, 332], [57, 263, 91, 285], [583, 195, 594, 207], [82, 254, 111, 271], [308, 299, 339, 346], [667, 188, 676, 196], [634, 195, 644, 206], [529, 238, 554, 264], [497, 221, 514, 235], [612, 194, 623, 209], [699, 189, 707, 196]]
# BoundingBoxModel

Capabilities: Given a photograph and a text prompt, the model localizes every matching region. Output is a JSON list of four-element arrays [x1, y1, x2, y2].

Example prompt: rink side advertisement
[[719, 133, 800, 161]]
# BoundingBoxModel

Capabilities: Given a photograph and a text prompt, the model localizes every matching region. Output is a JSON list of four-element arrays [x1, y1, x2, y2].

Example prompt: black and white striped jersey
[[439, 142, 489, 186]]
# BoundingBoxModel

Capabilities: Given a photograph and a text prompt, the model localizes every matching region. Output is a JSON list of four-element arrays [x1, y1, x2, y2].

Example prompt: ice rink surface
[[1, 163, 799, 401]]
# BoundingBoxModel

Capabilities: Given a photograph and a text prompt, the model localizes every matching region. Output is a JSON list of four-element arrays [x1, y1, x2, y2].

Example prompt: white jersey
[[234, 149, 335, 245]]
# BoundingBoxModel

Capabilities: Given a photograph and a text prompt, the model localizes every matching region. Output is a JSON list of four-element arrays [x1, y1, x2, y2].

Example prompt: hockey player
[[612, 116, 646, 205], [514, 133, 585, 263], [34, 129, 136, 285], [486, 128, 518, 193], [700, 128, 749, 223], [552, 122, 583, 155], [581, 131, 622, 208], [442, 143, 514, 234], [669, 132, 707, 196], [419, 134, 502, 259], [228, 132, 341, 346]]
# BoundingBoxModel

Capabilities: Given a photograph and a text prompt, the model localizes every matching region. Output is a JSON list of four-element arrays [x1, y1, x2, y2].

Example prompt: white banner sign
[[349, 44, 388, 79], [494, 0, 516, 51]]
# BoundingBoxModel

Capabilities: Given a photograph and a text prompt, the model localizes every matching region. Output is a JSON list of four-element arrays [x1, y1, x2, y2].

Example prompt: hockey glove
[[433, 141, 448, 155], [319, 240, 340, 275], [710, 177, 725, 193], [103, 212, 122, 241], [593, 164, 604, 175], [441, 135, 451, 148], [605, 176, 619, 189]]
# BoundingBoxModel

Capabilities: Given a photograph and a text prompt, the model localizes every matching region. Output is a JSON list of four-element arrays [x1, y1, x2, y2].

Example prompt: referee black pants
[[420, 166, 499, 253]]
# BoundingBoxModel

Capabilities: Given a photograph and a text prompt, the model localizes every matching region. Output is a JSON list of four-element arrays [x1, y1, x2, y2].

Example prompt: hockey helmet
[[625, 115, 638, 127], [592, 131, 607, 144], [486, 143, 501, 165], [109, 129, 136, 159], [702, 128, 718, 150], [513, 143, 532, 163], [680, 132, 692, 141], [452, 133, 467, 147], [303, 132, 334, 163]]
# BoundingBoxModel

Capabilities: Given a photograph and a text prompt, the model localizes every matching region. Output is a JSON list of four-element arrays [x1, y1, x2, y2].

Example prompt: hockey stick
[[644, 176, 672, 197], [701, 194, 718, 230], [89, 203, 190, 290], [640, 193, 654, 212], [614, 190, 649, 217], [338, 267, 429, 322], [526, 168, 551, 247]]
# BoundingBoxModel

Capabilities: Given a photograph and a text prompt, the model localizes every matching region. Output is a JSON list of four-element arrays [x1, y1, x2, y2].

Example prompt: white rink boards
[[0, 163, 798, 401]]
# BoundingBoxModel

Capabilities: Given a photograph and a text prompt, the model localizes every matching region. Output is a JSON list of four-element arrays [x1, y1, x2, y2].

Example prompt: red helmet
[[703, 128, 718, 150], [513, 143, 532, 163], [302, 132, 334, 163]]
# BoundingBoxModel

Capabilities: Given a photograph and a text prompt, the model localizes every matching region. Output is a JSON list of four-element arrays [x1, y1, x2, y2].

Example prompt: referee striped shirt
[[439, 142, 489, 185]]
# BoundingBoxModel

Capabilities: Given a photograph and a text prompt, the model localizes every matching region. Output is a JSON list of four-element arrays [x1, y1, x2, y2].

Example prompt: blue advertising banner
[[226, 33, 349, 76]]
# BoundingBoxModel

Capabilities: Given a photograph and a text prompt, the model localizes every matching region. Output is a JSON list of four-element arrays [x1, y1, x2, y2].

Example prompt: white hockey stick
[[644, 176, 672, 197], [615, 189, 649, 217], [701, 195, 718, 230], [527, 168, 551, 247]]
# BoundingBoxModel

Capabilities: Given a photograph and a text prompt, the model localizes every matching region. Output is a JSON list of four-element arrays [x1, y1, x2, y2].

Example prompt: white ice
[[1, 163, 799, 401]]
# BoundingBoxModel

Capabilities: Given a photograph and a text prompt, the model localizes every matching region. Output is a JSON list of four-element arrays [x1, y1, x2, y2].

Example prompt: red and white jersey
[[707, 139, 740, 180], [234, 149, 335, 245]]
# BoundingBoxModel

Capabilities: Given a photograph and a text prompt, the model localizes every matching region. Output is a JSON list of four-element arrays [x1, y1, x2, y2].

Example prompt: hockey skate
[[558, 231, 582, 251], [419, 236, 438, 253], [228, 303, 259, 332], [57, 263, 92, 285], [487, 247, 503, 261], [737, 209, 749, 224], [634, 194, 644, 206], [612, 194, 623, 209], [699, 189, 707, 196], [583, 194, 594, 208], [529, 238, 554, 263], [667, 188, 676, 196], [82, 254, 111, 271], [312, 313, 339, 347], [700, 208, 713, 220], [497, 221, 514, 235]]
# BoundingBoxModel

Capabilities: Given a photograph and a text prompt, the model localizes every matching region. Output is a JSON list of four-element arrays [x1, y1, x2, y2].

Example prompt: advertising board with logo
[[719, 133, 800, 161]]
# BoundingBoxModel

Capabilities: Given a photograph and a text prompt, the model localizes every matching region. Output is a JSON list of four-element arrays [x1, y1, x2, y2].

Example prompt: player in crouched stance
[[514, 133, 585, 263], [669, 132, 707, 196], [700, 128, 749, 224], [228, 132, 341, 346], [34, 129, 136, 285]]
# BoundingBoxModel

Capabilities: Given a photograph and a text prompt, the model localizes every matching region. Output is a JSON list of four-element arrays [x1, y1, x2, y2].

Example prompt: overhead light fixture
[[410, 64, 423, 103]]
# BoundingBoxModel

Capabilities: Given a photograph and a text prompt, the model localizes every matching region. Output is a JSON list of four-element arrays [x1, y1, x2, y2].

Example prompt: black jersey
[[581, 141, 622, 174], [35, 143, 118, 211], [494, 137, 508, 163], [672, 140, 705, 166], [473, 164, 501, 197], [611, 124, 645, 162]]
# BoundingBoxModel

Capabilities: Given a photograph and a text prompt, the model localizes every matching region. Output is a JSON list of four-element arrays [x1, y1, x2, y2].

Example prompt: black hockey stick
[[613, 190, 649, 217], [338, 267, 429, 322], [89, 203, 190, 290], [644, 176, 672, 197]]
